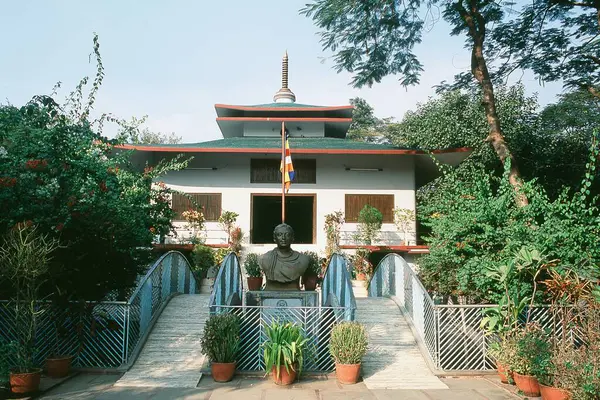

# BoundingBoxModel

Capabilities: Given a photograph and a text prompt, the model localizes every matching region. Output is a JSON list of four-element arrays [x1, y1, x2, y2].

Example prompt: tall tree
[[116, 115, 182, 144], [490, 0, 600, 99], [347, 97, 389, 142], [301, 0, 527, 202]]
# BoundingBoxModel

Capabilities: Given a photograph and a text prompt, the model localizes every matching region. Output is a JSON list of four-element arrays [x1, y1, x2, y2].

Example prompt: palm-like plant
[[262, 321, 309, 380]]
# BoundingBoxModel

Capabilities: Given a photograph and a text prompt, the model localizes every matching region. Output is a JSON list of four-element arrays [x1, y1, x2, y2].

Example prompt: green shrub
[[509, 326, 550, 376], [192, 244, 215, 278], [244, 253, 262, 278], [330, 322, 368, 364], [200, 313, 240, 363], [262, 321, 309, 380], [357, 205, 383, 245], [302, 251, 321, 276], [214, 248, 230, 267]]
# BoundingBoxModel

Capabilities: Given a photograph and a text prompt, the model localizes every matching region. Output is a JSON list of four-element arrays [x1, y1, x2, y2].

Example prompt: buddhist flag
[[280, 133, 295, 193]]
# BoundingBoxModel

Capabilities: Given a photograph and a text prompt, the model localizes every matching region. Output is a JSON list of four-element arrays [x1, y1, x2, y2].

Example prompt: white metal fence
[[0, 251, 197, 369], [371, 253, 575, 371]]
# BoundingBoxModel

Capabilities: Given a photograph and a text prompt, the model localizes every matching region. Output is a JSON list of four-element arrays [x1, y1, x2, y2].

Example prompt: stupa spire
[[273, 51, 296, 103]]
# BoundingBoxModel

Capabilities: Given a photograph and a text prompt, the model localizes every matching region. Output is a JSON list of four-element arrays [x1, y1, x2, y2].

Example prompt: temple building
[[123, 53, 469, 256]]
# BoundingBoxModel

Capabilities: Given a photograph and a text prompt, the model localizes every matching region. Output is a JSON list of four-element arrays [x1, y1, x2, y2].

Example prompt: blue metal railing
[[321, 253, 356, 320], [209, 252, 243, 312]]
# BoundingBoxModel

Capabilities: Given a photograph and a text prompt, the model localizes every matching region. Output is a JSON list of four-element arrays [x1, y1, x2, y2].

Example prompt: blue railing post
[[162, 256, 171, 301], [140, 278, 152, 334], [177, 256, 186, 293]]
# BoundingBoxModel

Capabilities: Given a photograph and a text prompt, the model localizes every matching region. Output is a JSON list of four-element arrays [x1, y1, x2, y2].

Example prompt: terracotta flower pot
[[247, 277, 262, 291], [496, 362, 511, 384], [303, 275, 317, 291], [10, 369, 42, 394], [271, 365, 297, 385], [513, 372, 541, 397], [356, 273, 366, 281], [540, 384, 571, 400], [46, 355, 73, 378], [335, 363, 361, 384], [211, 362, 236, 382]]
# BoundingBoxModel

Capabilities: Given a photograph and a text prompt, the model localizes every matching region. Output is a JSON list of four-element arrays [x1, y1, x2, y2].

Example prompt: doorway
[[251, 194, 315, 244]]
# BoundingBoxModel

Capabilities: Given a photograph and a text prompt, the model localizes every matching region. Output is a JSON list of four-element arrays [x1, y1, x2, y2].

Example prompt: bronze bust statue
[[259, 223, 309, 291]]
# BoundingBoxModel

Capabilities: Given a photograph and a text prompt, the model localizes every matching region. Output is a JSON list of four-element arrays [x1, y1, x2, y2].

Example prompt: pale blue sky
[[0, 0, 562, 142]]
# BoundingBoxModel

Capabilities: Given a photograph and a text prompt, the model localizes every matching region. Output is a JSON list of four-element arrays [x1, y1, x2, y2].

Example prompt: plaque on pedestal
[[245, 290, 318, 307]]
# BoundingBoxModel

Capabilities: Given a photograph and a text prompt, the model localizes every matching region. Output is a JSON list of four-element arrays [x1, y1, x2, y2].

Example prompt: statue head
[[273, 223, 294, 249]]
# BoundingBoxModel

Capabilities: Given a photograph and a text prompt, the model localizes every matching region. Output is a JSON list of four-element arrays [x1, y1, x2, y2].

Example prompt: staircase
[[115, 294, 210, 388], [355, 297, 448, 390]]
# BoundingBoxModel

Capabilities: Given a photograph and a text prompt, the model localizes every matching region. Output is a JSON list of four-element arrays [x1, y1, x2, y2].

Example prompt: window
[[172, 193, 222, 221], [345, 194, 395, 223], [250, 159, 316, 184]]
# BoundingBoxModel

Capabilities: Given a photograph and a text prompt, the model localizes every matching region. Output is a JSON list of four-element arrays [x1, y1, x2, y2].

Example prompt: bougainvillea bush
[[0, 36, 188, 301]]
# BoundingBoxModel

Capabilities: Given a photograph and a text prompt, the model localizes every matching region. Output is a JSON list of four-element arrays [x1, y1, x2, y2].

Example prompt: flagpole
[[281, 121, 286, 224]]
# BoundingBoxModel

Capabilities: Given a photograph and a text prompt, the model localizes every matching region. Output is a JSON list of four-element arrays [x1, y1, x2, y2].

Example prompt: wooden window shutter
[[171, 193, 222, 221], [251, 158, 316, 184], [345, 194, 394, 223]]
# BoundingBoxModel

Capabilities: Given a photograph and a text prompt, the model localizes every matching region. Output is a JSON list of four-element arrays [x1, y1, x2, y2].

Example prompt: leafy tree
[[301, 0, 527, 201], [347, 97, 389, 142], [0, 34, 188, 301], [419, 137, 600, 304], [116, 115, 182, 144], [490, 0, 600, 99]]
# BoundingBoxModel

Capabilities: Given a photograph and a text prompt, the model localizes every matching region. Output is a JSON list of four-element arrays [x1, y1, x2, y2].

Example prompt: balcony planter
[[539, 384, 571, 400], [211, 362, 236, 382], [10, 369, 42, 394], [513, 372, 540, 397], [335, 363, 361, 384], [46, 355, 73, 378]]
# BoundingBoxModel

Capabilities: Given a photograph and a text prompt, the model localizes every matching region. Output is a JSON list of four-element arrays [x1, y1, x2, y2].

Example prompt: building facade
[[123, 54, 468, 256]]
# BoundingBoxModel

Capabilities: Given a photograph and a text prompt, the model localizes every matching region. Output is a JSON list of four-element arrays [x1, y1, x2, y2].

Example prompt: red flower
[[149, 227, 156, 234], [25, 159, 48, 170], [56, 223, 64, 231], [144, 166, 153, 175], [25, 220, 33, 227], [0, 177, 16, 187], [99, 181, 107, 192]]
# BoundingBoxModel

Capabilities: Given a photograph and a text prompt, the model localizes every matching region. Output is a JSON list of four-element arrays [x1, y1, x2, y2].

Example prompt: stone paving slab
[[38, 374, 520, 400]]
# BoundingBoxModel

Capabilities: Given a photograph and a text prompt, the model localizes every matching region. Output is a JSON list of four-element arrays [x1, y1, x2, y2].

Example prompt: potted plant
[[0, 224, 59, 393], [393, 207, 415, 245], [244, 253, 263, 291], [45, 306, 74, 378], [535, 346, 573, 400], [352, 248, 372, 281], [488, 335, 517, 384], [262, 321, 308, 385], [509, 325, 549, 397], [200, 313, 241, 382], [192, 244, 216, 279], [330, 322, 368, 384], [302, 251, 320, 291]]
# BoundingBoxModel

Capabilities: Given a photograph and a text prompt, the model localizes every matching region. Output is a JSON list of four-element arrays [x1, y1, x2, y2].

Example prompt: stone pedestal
[[245, 290, 318, 307]]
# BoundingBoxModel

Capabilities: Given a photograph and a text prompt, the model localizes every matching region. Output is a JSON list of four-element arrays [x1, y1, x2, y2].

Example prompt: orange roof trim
[[217, 117, 352, 123], [215, 104, 354, 112]]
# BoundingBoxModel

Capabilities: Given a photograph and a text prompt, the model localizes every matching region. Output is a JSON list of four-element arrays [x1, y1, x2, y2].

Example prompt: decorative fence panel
[[368, 253, 574, 372], [0, 251, 197, 369], [211, 304, 349, 372]]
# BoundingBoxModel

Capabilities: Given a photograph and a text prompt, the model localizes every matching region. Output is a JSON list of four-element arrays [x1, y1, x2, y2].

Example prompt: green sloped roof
[[131, 137, 406, 150]]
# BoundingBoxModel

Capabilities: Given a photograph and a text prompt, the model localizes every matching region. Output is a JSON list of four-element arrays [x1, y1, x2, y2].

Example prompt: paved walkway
[[115, 294, 210, 388], [355, 297, 447, 390], [38, 373, 519, 399]]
